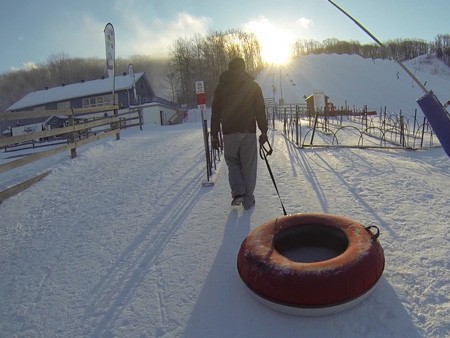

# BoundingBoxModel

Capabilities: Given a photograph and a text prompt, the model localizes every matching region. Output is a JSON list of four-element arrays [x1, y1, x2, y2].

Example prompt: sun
[[260, 34, 292, 65], [245, 17, 293, 65]]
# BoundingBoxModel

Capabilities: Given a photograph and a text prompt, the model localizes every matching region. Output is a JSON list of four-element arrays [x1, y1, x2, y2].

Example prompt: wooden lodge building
[[2, 71, 180, 136]]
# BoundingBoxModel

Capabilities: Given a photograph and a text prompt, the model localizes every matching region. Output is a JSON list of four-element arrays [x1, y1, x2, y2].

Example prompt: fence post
[[139, 107, 143, 130], [400, 114, 405, 147], [272, 106, 276, 129], [69, 109, 77, 159], [413, 109, 417, 135], [310, 114, 319, 146], [420, 117, 426, 148], [114, 107, 120, 140], [295, 105, 299, 145], [201, 109, 212, 184], [204, 120, 212, 179]]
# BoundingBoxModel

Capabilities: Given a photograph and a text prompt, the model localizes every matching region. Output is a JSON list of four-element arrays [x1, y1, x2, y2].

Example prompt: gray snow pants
[[223, 132, 257, 207]]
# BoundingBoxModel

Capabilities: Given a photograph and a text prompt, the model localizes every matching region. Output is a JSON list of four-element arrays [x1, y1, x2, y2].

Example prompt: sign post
[[196, 81, 213, 186], [196, 81, 206, 119]]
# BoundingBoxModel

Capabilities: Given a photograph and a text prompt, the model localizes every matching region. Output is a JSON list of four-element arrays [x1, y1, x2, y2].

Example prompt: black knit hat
[[228, 57, 245, 71]]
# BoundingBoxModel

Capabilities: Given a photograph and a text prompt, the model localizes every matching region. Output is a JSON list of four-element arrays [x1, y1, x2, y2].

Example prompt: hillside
[[257, 53, 450, 115]]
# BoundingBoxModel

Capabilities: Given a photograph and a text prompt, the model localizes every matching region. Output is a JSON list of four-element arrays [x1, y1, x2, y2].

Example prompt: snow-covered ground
[[258, 53, 450, 113], [1, 54, 450, 337]]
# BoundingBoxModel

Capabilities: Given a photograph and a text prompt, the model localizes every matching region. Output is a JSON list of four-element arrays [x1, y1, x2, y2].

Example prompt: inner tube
[[237, 213, 385, 316]]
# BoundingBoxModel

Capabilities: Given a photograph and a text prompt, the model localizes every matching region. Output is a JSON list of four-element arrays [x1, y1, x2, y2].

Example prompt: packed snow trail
[[0, 123, 210, 336], [0, 121, 449, 337]]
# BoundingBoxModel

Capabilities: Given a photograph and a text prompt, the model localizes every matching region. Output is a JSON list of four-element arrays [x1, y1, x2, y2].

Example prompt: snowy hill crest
[[257, 53, 450, 114]]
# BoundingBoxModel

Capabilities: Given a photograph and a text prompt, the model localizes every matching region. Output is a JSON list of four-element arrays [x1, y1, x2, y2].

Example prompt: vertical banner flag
[[104, 23, 115, 79]]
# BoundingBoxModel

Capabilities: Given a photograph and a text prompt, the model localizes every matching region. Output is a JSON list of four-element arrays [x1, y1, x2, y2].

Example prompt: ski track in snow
[[1, 124, 208, 337], [267, 128, 450, 337], [0, 119, 449, 337]]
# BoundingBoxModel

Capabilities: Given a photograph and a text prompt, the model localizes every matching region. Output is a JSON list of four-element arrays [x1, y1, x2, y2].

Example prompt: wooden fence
[[0, 105, 142, 202]]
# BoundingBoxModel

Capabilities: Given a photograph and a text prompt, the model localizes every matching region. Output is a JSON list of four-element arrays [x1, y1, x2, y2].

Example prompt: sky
[[1, 0, 449, 74]]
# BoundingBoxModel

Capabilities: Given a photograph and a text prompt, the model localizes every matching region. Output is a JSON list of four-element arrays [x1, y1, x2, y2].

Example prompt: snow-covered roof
[[7, 72, 145, 111]]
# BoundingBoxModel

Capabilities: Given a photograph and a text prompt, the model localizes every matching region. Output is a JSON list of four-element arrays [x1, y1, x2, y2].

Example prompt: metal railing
[[266, 104, 439, 149]]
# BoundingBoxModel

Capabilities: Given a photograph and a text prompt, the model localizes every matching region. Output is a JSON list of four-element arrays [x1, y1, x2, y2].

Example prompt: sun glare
[[245, 17, 293, 65], [260, 34, 292, 65]]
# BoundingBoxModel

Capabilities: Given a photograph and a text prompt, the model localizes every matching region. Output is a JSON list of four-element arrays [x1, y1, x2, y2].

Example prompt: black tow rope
[[259, 141, 288, 216]]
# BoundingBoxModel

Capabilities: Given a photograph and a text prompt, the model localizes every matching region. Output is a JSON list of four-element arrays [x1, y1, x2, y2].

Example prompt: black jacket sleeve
[[254, 84, 268, 134], [211, 84, 222, 137]]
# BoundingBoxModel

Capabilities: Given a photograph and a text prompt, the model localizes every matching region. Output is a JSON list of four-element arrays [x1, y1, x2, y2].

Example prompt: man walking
[[211, 57, 268, 210]]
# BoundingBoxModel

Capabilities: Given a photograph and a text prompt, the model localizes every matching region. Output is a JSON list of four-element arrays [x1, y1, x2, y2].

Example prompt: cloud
[[297, 17, 313, 29], [48, 15, 106, 60], [117, 12, 211, 58], [244, 16, 295, 42], [23, 62, 39, 70], [243, 15, 271, 34], [9, 62, 39, 72], [46, 6, 212, 61]]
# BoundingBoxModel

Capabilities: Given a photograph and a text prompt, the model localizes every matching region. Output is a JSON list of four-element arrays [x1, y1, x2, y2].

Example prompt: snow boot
[[231, 195, 244, 206]]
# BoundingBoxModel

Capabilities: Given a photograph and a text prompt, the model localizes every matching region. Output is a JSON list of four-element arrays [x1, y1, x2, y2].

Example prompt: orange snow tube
[[237, 213, 385, 316]]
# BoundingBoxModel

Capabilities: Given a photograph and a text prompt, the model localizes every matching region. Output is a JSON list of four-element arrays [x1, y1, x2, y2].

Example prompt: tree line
[[1, 32, 449, 112], [0, 53, 170, 112], [292, 34, 450, 63]]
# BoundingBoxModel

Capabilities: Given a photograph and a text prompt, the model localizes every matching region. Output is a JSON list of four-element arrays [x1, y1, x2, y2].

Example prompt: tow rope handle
[[259, 141, 273, 159], [259, 140, 288, 216], [364, 225, 380, 241]]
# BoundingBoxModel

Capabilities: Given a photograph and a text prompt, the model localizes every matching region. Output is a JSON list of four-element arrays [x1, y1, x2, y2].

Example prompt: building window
[[82, 94, 118, 108], [57, 101, 71, 110]]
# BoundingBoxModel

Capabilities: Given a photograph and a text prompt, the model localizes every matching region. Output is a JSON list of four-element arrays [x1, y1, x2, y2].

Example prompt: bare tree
[[167, 29, 263, 107], [435, 34, 450, 67]]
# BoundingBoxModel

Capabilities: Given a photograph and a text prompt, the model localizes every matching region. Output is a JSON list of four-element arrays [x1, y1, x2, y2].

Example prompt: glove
[[259, 132, 268, 145], [211, 136, 219, 150]]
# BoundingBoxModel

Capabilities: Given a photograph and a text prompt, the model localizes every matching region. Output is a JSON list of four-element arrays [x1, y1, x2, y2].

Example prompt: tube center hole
[[273, 224, 348, 263]]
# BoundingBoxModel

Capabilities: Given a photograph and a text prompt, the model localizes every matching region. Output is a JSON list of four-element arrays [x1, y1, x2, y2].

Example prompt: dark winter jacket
[[211, 69, 268, 137]]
